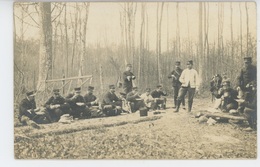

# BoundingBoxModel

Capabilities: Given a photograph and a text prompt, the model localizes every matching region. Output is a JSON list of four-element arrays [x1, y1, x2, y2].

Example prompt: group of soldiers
[[210, 57, 257, 131], [18, 64, 168, 126], [18, 57, 257, 131]]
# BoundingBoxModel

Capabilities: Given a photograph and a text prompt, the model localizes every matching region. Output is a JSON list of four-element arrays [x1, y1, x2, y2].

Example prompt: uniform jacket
[[19, 98, 37, 120], [123, 71, 136, 89], [151, 90, 167, 98], [179, 68, 200, 89], [84, 93, 97, 107], [44, 95, 67, 109], [102, 91, 120, 106], [168, 67, 183, 87], [237, 65, 257, 89], [66, 94, 86, 109], [216, 88, 238, 104]]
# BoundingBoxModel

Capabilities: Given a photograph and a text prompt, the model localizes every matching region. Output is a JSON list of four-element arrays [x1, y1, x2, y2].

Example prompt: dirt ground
[[14, 98, 257, 159]]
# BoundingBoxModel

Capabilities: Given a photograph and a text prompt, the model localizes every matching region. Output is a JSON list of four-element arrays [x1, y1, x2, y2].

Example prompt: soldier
[[66, 87, 89, 119], [83, 86, 102, 117], [140, 88, 156, 111], [168, 61, 185, 109], [44, 89, 70, 122], [102, 85, 122, 116], [237, 57, 257, 99], [215, 81, 238, 112], [19, 91, 52, 126], [210, 74, 222, 101], [151, 85, 167, 110], [126, 87, 147, 113], [122, 63, 136, 94], [174, 60, 200, 112]]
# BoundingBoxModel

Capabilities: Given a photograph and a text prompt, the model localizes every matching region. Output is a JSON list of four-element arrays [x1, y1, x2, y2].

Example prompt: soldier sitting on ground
[[210, 74, 222, 101], [19, 91, 52, 127], [126, 86, 148, 113], [66, 87, 89, 119], [83, 86, 103, 118], [44, 89, 70, 122], [140, 88, 156, 111], [151, 85, 167, 110], [102, 85, 122, 116], [215, 81, 238, 113]]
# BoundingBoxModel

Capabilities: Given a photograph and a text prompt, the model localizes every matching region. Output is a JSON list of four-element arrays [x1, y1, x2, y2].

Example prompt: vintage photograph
[[14, 1, 257, 159]]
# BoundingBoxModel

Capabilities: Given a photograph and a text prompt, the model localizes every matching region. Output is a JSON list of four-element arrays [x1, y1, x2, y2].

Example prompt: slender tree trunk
[[64, 4, 69, 77], [198, 2, 203, 82], [37, 2, 52, 90], [245, 2, 249, 55], [239, 3, 243, 57]]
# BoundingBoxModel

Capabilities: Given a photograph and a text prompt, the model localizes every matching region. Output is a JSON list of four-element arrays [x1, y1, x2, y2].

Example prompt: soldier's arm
[[44, 97, 52, 109], [20, 101, 35, 118], [179, 70, 185, 84], [131, 72, 136, 80], [126, 93, 137, 101], [103, 93, 113, 105]]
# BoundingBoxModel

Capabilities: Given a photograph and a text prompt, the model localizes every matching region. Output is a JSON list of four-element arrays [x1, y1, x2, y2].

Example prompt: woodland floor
[[14, 97, 257, 159]]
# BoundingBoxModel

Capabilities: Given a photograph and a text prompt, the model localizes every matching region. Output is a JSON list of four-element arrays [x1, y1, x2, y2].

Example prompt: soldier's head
[[222, 81, 231, 90], [132, 86, 138, 93], [156, 85, 163, 91], [126, 64, 132, 71], [87, 86, 94, 95], [244, 57, 252, 68], [74, 87, 81, 95], [53, 89, 60, 98], [26, 91, 36, 101], [175, 61, 181, 69], [186, 60, 193, 69], [145, 88, 151, 95], [109, 85, 116, 93]]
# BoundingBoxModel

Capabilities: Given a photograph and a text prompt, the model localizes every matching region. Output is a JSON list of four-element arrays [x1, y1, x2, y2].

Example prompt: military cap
[[53, 89, 60, 95], [88, 86, 94, 90], [74, 87, 81, 91], [156, 84, 162, 88], [126, 63, 132, 67], [26, 91, 36, 97], [187, 60, 193, 65], [244, 57, 252, 62], [222, 80, 231, 86], [109, 85, 116, 89], [175, 61, 181, 65], [119, 92, 126, 96], [145, 88, 151, 92]]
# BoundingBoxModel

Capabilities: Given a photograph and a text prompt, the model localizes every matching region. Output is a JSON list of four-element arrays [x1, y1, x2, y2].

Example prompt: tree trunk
[[64, 4, 69, 77], [239, 3, 243, 58], [37, 2, 52, 91], [198, 2, 203, 83], [245, 2, 249, 56]]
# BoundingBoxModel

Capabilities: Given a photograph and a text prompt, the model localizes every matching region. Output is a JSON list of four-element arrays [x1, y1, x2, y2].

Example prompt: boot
[[173, 99, 177, 108], [188, 101, 193, 112], [174, 100, 181, 112]]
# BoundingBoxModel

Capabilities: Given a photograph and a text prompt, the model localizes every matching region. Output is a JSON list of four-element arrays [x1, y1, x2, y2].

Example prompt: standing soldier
[[168, 61, 185, 109], [44, 89, 70, 122], [237, 57, 257, 99], [174, 60, 200, 112], [122, 63, 136, 94]]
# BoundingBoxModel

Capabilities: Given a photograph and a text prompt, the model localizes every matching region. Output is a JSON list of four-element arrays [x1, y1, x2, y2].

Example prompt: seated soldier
[[102, 85, 122, 116], [126, 87, 147, 113], [66, 87, 89, 119], [44, 89, 70, 122], [215, 81, 238, 112], [83, 86, 102, 117], [19, 91, 52, 126], [151, 85, 167, 109], [210, 74, 222, 101], [238, 82, 257, 131], [140, 88, 156, 111]]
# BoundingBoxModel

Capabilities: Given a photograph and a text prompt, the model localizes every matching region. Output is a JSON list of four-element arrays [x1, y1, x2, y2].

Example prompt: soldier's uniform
[[237, 57, 257, 98], [151, 85, 167, 109], [66, 87, 89, 119], [126, 87, 147, 113], [168, 61, 185, 108], [216, 85, 238, 112], [19, 91, 51, 125], [122, 64, 136, 94], [83, 86, 102, 117], [44, 89, 70, 122], [140, 88, 157, 110], [102, 85, 122, 116]]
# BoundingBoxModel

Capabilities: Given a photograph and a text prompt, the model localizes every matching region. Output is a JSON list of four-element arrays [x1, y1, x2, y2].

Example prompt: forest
[[14, 2, 257, 104]]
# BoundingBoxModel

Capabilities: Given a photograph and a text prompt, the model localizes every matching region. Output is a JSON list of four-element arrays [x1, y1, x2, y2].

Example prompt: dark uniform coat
[[122, 71, 136, 93], [151, 90, 167, 98], [168, 68, 183, 87], [19, 98, 37, 120], [84, 93, 97, 107], [237, 65, 257, 89], [44, 96, 68, 109], [102, 91, 121, 107], [66, 94, 86, 109]]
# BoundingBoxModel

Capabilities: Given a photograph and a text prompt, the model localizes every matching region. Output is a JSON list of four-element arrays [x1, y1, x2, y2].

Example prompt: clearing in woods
[[14, 98, 257, 159]]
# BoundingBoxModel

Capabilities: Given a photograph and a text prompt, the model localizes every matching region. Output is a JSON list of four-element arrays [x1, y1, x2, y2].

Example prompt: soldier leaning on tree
[[122, 63, 136, 94], [168, 61, 185, 109], [44, 89, 70, 122]]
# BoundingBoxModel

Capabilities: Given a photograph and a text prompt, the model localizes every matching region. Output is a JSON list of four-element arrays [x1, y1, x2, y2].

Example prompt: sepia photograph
[[13, 1, 257, 159]]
